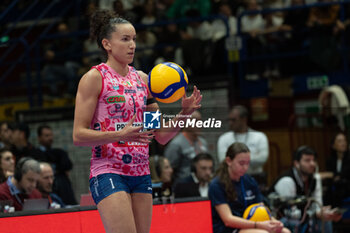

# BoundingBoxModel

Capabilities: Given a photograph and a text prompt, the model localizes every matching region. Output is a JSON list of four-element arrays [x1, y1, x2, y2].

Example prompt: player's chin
[[126, 55, 134, 62]]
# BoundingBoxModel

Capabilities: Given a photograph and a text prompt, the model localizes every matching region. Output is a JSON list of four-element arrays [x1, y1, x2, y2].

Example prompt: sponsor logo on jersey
[[115, 122, 148, 147], [107, 95, 126, 103], [125, 89, 136, 94], [115, 122, 143, 131], [122, 154, 132, 164], [93, 122, 101, 131], [109, 104, 124, 114], [137, 85, 147, 91]]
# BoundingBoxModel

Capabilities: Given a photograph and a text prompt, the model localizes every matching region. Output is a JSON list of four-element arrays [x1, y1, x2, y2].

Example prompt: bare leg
[[131, 193, 153, 233], [97, 191, 137, 233]]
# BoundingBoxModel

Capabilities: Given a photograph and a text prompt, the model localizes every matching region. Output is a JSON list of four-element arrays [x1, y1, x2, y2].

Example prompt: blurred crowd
[[1, 102, 349, 231], [2, 0, 348, 97], [0, 121, 76, 211], [147, 106, 350, 233], [1, 0, 350, 232]]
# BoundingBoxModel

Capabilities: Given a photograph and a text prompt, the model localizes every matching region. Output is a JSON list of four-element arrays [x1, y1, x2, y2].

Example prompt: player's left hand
[[181, 85, 202, 115]]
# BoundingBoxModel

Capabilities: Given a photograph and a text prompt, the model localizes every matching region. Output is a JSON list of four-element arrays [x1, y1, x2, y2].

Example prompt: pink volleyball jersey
[[89, 63, 149, 178]]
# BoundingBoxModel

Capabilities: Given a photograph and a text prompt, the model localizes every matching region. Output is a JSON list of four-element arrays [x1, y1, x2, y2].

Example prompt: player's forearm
[[155, 129, 179, 145], [224, 215, 257, 229], [154, 110, 189, 145], [73, 128, 122, 146]]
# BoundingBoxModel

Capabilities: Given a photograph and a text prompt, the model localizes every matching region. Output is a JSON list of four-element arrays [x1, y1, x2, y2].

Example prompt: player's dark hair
[[90, 10, 131, 59]]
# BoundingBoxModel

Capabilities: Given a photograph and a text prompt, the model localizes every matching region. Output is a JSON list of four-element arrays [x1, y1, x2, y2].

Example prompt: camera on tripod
[[268, 193, 311, 220]]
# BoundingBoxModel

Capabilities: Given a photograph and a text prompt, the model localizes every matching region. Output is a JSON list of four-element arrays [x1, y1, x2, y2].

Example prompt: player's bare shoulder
[[137, 70, 148, 84], [78, 68, 102, 96], [84, 68, 101, 81]]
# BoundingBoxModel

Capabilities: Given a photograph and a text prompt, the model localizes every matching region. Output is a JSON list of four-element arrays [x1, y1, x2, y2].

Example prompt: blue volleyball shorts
[[89, 173, 153, 205]]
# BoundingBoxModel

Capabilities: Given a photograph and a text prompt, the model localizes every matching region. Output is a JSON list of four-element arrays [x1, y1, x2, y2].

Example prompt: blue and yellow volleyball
[[243, 203, 272, 222], [148, 62, 188, 103]]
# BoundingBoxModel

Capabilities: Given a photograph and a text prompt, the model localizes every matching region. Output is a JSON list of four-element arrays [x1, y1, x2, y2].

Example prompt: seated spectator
[[269, 146, 342, 233], [35, 125, 77, 205], [345, 10, 350, 46], [0, 157, 42, 211], [79, 0, 97, 29], [112, 0, 138, 23], [41, 21, 82, 97], [174, 153, 214, 198], [154, 23, 183, 67], [307, 0, 345, 31], [209, 142, 290, 233], [140, 1, 157, 25], [164, 111, 209, 184], [279, 0, 309, 45], [80, 36, 103, 76], [211, 2, 237, 42], [9, 122, 43, 162], [0, 149, 15, 183], [149, 155, 173, 198], [134, 28, 157, 72], [179, 9, 214, 75], [210, 3, 237, 74], [37, 162, 65, 208], [0, 121, 12, 149], [240, 0, 265, 80], [180, 9, 213, 41], [260, 12, 284, 78], [307, 0, 345, 72], [279, 0, 310, 75], [325, 132, 350, 207]]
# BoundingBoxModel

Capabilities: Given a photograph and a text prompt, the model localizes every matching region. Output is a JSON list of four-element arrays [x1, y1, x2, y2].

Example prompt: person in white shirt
[[211, 3, 237, 42], [217, 105, 269, 175]]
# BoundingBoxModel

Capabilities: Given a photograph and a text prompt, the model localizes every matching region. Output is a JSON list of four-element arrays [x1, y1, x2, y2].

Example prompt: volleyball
[[243, 203, 272, 222], [148, 62, 188, 103]]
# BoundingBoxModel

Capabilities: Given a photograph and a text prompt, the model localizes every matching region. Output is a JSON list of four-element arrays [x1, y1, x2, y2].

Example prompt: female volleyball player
[[208, 142, 291, 233], [72, 10, 201, 233]]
